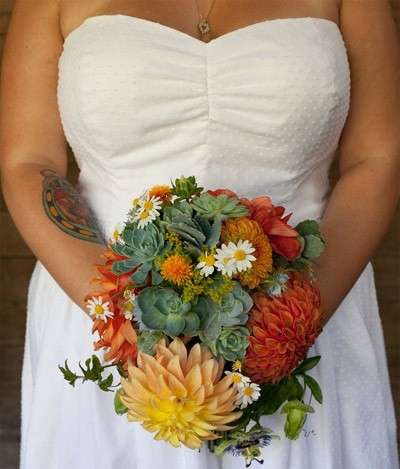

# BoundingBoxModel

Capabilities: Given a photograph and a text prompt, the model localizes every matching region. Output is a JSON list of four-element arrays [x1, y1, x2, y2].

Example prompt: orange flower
[[92, 315, 138, 368], [221, 217, 273, 288], [120, 338, 242, 449], [160, 254, 193, 285], [207, 188, 239, 199], [87, 249, 133, 299], [240, 196, 301, 261], [243, 274, 322, 384], [148, 184, 172, 203], [86, 248, 138, 368]]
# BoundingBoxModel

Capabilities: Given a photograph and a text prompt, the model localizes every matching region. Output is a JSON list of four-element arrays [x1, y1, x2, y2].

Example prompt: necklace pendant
[[198, 18, 211, 35]]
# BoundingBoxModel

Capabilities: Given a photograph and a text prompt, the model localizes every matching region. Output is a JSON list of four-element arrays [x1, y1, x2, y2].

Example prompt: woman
[[0, 0, 399, 468]]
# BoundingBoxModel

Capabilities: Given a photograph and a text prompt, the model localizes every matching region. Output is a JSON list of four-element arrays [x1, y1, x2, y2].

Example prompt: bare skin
[[1, 0, 399, 331]]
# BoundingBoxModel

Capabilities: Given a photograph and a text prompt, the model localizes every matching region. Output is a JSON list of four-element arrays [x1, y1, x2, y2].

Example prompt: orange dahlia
[[87, 248, 133, 298], [87, 248, 138, 368], [243, 274, 322, 384], [160, 254, 193, 285], [221, 217, 273, 288], [92, 315, 138, 367], [148, 184, 172, 203]]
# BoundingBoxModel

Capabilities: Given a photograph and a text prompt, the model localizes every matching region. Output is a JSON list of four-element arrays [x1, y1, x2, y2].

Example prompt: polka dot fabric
[[20, 15, 398, 469]]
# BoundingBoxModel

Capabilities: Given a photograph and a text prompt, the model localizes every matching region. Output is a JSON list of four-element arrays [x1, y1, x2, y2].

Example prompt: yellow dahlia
[[160, 254, 193, 285], [120, 338, 243, 449], [221, 217, 273, 288]]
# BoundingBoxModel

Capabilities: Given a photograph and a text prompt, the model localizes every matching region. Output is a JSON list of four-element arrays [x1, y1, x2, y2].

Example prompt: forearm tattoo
[[41, 169, 106, 244]]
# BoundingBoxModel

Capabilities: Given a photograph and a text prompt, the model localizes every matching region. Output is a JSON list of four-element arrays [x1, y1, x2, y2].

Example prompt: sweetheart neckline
[[62, 14, 341, 49]]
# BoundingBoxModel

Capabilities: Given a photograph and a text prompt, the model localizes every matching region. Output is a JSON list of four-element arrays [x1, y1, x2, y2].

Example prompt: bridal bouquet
[[59, 176, 325, 466]]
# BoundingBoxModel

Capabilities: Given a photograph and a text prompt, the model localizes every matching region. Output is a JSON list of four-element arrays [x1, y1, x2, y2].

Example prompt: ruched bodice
[[57, 15, 350, 238]]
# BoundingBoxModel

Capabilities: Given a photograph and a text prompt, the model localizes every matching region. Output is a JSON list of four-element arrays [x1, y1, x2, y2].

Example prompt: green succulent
[[170, 175, 203, 200], [137, 330, 165, 356], [161, 199, 221, 253], [193, 282, 253, 342], [260, 271, 290, 297], [210, 325, 250, 362], [135, 286, 200, 336], [162, 199, 193, 222], [281, 399, 315, 440], [295, 220, 326, 260], [190, 192, 248, 220], [111, 222, 165, 286]]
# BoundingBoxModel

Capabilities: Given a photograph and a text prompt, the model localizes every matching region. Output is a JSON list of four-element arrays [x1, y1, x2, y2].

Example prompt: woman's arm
[[0, 0, 106, 312], [315, 0, 400, 327]]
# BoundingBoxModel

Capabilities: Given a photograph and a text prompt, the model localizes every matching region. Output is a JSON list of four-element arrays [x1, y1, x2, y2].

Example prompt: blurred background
[[0, 1, 399, 468]]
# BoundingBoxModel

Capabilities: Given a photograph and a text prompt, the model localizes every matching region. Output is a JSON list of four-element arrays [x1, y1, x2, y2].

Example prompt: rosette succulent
[[170, 175, 204, 200], [211, 325, 250, 361], [190, 192, 249, 220], [135, 286, 200, 336], [193, 282, 253, 342], [161, 199, 221, 252], [111, 222, 165, 286]]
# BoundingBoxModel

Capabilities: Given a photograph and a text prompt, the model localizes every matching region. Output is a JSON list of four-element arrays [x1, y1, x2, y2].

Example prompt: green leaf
[[98, 373, 114, 392], [295, 220, 320, 237], [151, 270, 163, 285], [114, 389, 128, 415], [302, 234, 325, 259], [283, 376, 304, 401], [58, 360, 78, 387], [293, 356, 321, 375], [304, 375, 323, 404], [112, 257, 141, 275], [254, 383, 285, 416], [207, 217, 222, 248], [131, 263, 152, 286]]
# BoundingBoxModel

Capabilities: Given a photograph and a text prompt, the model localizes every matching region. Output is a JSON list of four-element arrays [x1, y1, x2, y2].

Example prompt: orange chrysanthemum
[[243, 275, 322, 384], [87, 248, 138, 369], [160, 254, 193, 285], [148, 184, 172, 203], [221, 217, 273, 288]]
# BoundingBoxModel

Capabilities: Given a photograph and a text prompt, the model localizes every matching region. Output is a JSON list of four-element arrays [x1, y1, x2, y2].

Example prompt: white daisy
[[232, 360, 243, 372], [214, 243, 237, 276], [122, 289, 136, 320], [110, 221, 126, 244], [196, 251, 216, 277], [133, 195, 162, 228], [86, 296, 113, 322], [225, 370, 251, 387], [235, 382, 261, 409], [229, 239, 256, 273]]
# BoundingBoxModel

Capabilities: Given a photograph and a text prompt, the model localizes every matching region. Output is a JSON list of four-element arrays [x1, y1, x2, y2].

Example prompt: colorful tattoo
[[41, 169, 105, 244]]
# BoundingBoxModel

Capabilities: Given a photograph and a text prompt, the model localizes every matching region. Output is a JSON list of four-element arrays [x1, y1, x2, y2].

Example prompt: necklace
[[194, 0, 218, 37]]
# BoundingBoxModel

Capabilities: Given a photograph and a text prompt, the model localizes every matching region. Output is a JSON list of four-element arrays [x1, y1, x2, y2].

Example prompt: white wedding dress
[[20, 15, 399, 469]]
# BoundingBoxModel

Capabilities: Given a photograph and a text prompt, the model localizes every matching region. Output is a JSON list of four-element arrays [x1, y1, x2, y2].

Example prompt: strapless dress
[[19, 15, 398, 469]]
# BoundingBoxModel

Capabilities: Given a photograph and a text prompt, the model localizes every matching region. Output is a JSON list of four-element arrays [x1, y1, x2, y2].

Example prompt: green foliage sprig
[[58, 355, 126, 392]]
